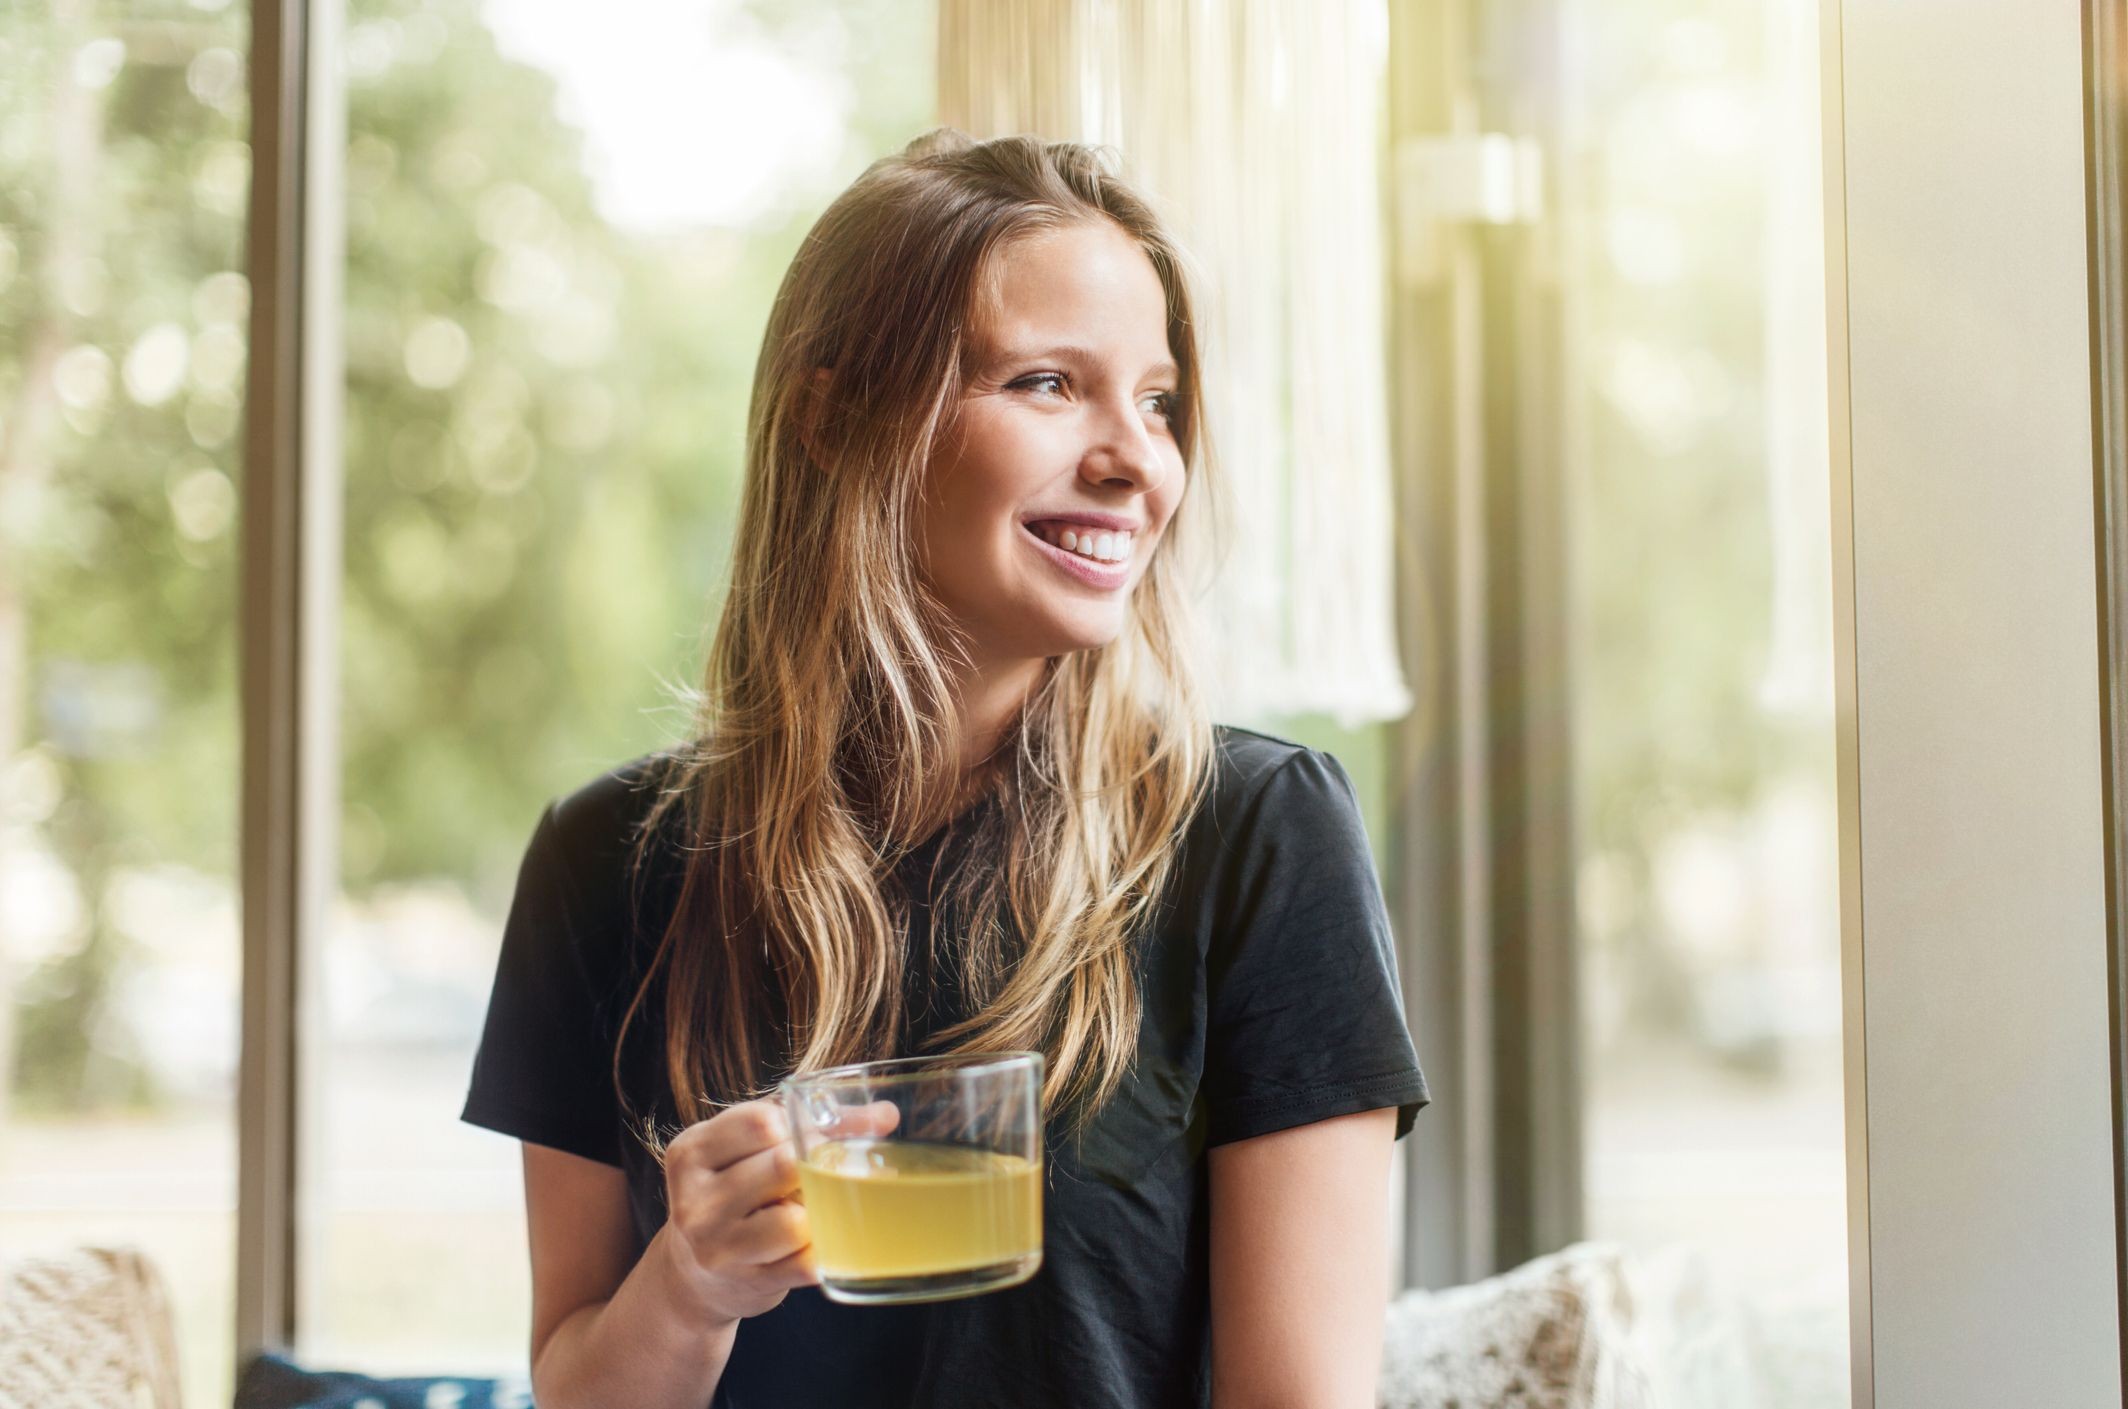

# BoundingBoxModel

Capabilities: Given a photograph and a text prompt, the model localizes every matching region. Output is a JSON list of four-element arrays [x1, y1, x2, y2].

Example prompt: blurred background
[[0, 0, 1841, 1404]]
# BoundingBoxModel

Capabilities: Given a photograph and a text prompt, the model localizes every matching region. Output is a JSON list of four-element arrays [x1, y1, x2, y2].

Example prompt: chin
[[1057, 604, 1134, 651], [1014, 610, 1128, 661]]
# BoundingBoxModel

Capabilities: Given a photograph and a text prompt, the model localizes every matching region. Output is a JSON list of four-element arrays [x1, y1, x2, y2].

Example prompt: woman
[[461, 127, 1430, 1409]]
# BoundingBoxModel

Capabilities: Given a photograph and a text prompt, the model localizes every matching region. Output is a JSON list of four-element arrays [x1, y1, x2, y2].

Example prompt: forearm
[[532, 1223, 740, 1409]]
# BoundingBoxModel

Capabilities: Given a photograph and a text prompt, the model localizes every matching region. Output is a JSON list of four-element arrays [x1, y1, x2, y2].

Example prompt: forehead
[[973, 221, 1174, 364]]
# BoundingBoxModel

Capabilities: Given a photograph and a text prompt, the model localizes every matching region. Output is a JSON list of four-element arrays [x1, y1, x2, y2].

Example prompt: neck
[[949, 653, 1046, 784]]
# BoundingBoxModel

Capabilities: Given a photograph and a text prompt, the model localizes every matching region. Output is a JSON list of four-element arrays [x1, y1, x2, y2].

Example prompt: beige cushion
[[0, 1246, 182, 1409], [1377, 1241, 1653, 1409], [1378, 1238, 1852, 1409]]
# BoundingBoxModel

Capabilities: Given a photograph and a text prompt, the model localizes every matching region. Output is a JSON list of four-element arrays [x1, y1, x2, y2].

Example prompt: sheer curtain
[[938, 0, 1411, 725]]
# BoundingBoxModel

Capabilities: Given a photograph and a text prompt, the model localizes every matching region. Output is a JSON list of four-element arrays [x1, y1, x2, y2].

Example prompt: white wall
[[1825, 0, 2123, 1403]]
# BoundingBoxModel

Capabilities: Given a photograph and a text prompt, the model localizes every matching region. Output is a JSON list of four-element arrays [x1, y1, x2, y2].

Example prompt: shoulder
[[1169, 726, 1370, 885], [1210, 723, 1313, 791], [529, 746, 690, 924], [544, 748, 682, 853], [1203, 725, 1363, 832]]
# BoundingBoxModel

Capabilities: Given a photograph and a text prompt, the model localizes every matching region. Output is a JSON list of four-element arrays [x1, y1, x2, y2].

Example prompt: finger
[[719, 1140, 803, 1215], [675, 1100, 790, 1175], [824, 1099, 902, 1141], [761, 1242, 821, 1289], [730, 1198, 811, 1267]]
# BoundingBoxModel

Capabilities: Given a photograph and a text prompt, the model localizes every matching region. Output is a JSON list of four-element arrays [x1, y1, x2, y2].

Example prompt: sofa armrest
[[0, 1245, 184, 1409]]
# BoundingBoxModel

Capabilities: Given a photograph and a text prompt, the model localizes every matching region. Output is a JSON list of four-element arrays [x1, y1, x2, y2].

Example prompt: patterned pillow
[[234, 1352, 535, 1409], [0, 1246, 182, 1409], [1376, 1241, 1653, 1409]]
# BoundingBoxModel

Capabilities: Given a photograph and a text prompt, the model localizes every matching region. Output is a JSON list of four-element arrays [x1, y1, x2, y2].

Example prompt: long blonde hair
[[619, 128, 1219, 1151]]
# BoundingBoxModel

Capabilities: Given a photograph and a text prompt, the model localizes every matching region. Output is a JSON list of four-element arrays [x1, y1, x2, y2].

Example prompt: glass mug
[[777, 1051, 1045, 1305]]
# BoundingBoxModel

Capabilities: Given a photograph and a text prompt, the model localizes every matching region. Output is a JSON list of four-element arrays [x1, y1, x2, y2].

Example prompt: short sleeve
[[460, 802, 628, 1167], [1201, 747, 1432, 1147]]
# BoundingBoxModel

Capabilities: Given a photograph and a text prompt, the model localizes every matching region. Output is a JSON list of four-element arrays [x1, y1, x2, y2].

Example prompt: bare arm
[[523, 1142, 742, 1409], [1207, 1107, 1399, 1409], [524, 1099, 900, 1409]]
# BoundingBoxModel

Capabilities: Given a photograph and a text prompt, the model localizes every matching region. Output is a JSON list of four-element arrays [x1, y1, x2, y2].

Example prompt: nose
[[1077, 393, 1169, 494]]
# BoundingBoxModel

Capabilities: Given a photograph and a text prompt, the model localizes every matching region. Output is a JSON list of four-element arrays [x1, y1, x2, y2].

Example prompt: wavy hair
[[618, 127, 1220, 1151]]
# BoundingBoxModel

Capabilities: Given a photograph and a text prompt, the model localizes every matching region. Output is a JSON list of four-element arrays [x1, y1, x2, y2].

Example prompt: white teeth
[[1032, 521, 1135, 563]]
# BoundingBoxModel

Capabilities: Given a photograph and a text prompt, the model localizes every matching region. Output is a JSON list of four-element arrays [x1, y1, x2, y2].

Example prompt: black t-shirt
[[461, 725, 1431, 1408]]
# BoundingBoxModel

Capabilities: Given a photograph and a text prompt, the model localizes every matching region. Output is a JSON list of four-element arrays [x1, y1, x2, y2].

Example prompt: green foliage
[[2, 1, 254, 1113], [2, 0, 1817, 1109], [2, 0, 935, 1109], [1565, 0, 1834, 1053]]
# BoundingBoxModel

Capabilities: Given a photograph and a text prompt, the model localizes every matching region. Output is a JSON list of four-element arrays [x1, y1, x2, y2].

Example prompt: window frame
[[2083, 0, 2128, 1378], [1387, 0, 2128, 1400], [1384, 0, 1584, 1292], [1822, 0, 2114, 1399], [228, 0, 2128, 1392], [237, 0, 345, 1361]]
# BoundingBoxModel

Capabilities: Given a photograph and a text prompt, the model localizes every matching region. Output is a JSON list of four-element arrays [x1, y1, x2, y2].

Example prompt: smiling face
[[917, 219, 1189, 675]]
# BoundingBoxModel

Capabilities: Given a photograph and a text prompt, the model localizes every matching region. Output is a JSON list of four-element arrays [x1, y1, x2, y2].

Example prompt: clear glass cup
[[777, 1051, 1045, 1305]]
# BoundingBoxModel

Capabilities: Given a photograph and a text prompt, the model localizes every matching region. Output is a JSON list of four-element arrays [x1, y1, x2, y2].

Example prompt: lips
[[1021, 522, 1132, 590], [1026, 520, 1134, 562]]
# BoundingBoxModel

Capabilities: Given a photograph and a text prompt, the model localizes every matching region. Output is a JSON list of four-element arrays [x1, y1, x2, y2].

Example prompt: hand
[[658, 1095, 901, 1326]]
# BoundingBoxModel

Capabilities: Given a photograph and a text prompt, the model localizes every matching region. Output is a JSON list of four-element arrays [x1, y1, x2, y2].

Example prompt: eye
[[1011, 372, 1178, 424], [1011, 371, 1070, 398]]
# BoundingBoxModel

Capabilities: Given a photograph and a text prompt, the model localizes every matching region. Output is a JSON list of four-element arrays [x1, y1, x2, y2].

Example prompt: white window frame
[[1386, 0, 2128, 1399], [237, 0, 344, 1361], [1823, 0, 2120, 1400], [231, 0, 2128, 1394]]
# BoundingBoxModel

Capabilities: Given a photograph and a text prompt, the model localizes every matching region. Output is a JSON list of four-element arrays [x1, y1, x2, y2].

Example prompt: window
[[26, 0, 2111, 1396], [1, 0, 933, 1395], [0, 3, 251, 1405], [302, 0, 938, 1373], [1562, 0, 1847, 1392], [1386, 0, 1848, 1397]]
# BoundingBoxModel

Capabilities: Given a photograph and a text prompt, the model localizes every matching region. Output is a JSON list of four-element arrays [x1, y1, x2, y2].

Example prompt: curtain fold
[[939, 0, 1411, 725]]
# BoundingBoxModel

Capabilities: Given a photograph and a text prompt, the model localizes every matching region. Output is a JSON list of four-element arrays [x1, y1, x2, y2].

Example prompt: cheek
[[937, 422, 1045, 532], [1151, 467, 1188, 535], [922, 455, 995, 550]]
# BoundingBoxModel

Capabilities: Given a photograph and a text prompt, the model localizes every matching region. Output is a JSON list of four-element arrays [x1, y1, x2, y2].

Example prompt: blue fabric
[[233, 1352, 533, 1409]]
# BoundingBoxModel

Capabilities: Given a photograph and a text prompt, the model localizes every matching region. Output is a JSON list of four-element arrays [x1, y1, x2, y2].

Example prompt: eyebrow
[[998, 342, 1180, 383]]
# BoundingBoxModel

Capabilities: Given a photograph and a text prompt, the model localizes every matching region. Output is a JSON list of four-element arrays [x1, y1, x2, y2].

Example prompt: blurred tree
[[0, 0, 253, 1117], [0, 0, 1805, 1114], [1565, 0, 1833, 1067], [0, 0, 934, 1113]]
